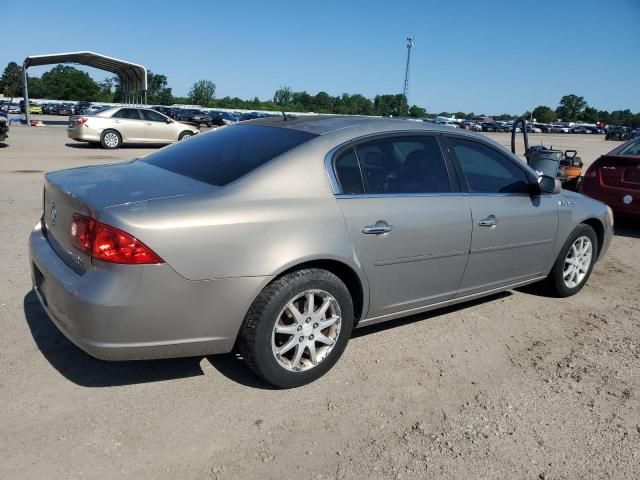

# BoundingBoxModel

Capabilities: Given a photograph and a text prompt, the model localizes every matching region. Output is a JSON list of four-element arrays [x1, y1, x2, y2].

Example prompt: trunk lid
[[43, 160, 213, 273], [596, 155, 640, 188]]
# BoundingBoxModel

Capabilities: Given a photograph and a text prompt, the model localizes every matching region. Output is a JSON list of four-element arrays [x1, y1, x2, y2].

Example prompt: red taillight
[[74, 117, 88, 126], [70, 214, 95, 253], [69, 214, 163, 265]]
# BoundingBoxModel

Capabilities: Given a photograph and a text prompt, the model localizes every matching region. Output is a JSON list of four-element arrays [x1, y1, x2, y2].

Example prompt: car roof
[[245, 114, 479, 137]]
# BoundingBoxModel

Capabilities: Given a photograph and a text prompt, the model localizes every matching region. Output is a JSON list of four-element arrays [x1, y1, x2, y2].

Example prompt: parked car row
[[428, 118, 612, 135], [152, 107, 276, 127]]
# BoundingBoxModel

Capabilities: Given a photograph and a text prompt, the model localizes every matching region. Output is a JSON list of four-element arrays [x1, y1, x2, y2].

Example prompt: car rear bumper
[[67, 126, 101, 142], [582, 182, 640, 217], [29, 221, 271, 360]]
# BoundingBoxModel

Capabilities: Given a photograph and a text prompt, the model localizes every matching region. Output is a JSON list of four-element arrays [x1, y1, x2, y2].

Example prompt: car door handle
[[362, 222, 393, 235], [478, 215, 497, 227]]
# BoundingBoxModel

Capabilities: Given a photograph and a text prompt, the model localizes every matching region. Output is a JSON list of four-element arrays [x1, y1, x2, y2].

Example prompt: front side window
[[354, 135, 451, 194], [142, 109, 167, 122], [144, 125, 317, 186], [112, 108, 141, 120], [448, 137, 530, 194]]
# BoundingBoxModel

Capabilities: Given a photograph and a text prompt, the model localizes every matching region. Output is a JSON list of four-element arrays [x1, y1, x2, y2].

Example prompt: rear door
[[444, 135, 559, 296], [111, 108, 145, 142], [141, 109, 176, 142], [333, 134, 472, 319]]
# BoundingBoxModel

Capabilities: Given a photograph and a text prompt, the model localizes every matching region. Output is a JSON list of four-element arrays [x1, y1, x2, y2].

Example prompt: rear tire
[[239, 269, 354, 388], [100, 130, 121, 149], [541, 224, 598, 297]]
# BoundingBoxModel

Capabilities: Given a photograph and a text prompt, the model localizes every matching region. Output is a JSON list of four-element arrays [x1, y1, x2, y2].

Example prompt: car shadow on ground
[[23, 290, 205, 388], [614, 217, 640, 239], [23, 289, 514, 389], [64, 142, 161, 150], [351, 291, 512, 339]]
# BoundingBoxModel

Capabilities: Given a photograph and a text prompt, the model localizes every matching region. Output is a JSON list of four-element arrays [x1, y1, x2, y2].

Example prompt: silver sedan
[[67, 106, 199, 149], [30, 116, 613, 387]]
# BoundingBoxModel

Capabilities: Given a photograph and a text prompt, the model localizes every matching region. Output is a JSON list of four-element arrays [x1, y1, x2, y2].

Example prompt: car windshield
[[143, 124, 318, 186], [616, 139, 640, 156]]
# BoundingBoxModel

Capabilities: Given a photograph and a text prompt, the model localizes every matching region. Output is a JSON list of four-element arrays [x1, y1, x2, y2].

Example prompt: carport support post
[[23, 66, 30, 126]]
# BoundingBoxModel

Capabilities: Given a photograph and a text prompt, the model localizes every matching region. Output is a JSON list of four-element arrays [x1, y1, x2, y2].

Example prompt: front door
[[444, 135, 559, 296], [332, 134, 472, 319]]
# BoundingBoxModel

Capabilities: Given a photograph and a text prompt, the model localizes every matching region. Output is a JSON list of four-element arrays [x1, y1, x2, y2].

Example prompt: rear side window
[[112, 108, 141, 120], [448, 137, 530, 194], [616, 139, 640, 156], [142, 109, 167, 122], [334, 148, 364, 194], [354, 135, 451, 194], [144, 125, 317, 186]]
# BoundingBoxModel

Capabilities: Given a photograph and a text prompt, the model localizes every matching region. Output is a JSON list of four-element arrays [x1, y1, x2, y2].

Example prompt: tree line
[[1, 61, 638, 127], [530, 94, 639, 128]]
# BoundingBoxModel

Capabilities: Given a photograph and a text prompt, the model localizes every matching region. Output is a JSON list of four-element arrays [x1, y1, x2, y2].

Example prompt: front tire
[[178, 131, 193, 141], [100, 130, 121, 149], [541, 224, 598, 297], [239, 269, 354, 388]]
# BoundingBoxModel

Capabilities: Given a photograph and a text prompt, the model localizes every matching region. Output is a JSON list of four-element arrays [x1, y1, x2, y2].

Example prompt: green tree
[[532, 105, 557, 123], [292, 91, 312, 111], [39, 65, 100, 100], [146, 71, 173, 105], [0, 61, 23, 96], [556, 94, 587, 121], [579, 106, 599, 123], [96, 77, 115, 102], [273, 86, 293, 107], [189, 79, 216, 107], [313, 91, 334, 112], [374, 94, 406, 116], [408, 105, 427, 117]]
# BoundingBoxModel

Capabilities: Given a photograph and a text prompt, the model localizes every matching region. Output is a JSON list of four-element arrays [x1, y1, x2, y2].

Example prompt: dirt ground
[[1, 125, 639, 480]]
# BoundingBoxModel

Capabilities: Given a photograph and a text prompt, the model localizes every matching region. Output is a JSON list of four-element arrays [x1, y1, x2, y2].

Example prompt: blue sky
[[1, 0, 638, 114]]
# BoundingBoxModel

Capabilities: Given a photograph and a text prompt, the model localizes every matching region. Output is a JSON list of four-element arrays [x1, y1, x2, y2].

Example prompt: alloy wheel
[[103, 132, 119, 148], [563, 236, 593, 288], [271, 289, 342, 372]]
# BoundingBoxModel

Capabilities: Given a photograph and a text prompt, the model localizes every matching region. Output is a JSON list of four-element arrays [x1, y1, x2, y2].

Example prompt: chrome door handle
[[478, 215, 497, 227], [362, 222, 393, 235]]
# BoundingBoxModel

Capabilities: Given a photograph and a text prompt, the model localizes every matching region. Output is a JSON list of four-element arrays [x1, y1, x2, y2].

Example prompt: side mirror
[[537, 175, 562, 194], [165, 118, 172, 124]]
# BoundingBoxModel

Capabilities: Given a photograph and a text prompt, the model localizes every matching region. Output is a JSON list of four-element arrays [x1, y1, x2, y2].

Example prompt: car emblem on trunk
[[50, 203, 57, 225]]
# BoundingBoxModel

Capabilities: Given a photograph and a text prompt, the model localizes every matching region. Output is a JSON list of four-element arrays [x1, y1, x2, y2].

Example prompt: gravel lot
[[1, 125, 638, 479]]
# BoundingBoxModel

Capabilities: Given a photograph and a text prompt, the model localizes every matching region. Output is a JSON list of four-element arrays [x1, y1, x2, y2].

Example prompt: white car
[[551, 125, 571, 133], [67, 106, 199, 149]]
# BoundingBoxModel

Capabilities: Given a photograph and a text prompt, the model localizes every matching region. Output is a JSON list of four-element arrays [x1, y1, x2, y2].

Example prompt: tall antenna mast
[[402, 36, 414, 113]]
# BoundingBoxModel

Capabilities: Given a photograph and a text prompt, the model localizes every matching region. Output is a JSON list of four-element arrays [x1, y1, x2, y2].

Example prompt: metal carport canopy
[[22, 51, 148, 123]]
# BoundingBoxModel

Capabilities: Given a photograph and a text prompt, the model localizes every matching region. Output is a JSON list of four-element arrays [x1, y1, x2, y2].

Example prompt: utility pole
[[402, 36, 414, 115]]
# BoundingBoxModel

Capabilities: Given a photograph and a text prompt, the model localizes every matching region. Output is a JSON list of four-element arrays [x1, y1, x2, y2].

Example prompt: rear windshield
[[143, 125, 317, 186]]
